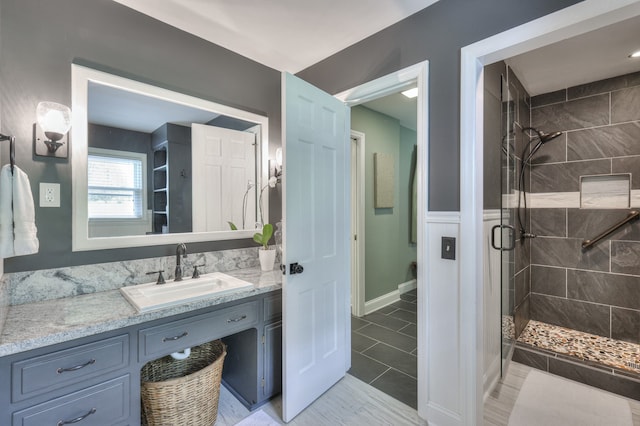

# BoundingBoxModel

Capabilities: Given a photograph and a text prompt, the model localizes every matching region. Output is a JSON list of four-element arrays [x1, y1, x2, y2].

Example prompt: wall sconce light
[[274, 147, 283, 181], [34, 101, 72, 158]]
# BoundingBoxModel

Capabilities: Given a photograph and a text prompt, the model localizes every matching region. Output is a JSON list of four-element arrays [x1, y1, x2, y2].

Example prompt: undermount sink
[[120, 272, 254, 313]]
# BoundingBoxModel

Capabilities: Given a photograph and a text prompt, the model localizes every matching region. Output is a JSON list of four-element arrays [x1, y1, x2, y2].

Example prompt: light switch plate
[[441, 236, 456, 260], [40, 183, 60, 207]]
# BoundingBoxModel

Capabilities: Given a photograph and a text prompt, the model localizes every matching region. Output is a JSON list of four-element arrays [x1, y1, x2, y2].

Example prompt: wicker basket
[[140, 340, 227, 426]]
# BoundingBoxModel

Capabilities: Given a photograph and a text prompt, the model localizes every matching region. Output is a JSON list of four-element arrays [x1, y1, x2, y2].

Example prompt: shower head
[[539, 130, 563, 143], [522, 127, 563, 144]]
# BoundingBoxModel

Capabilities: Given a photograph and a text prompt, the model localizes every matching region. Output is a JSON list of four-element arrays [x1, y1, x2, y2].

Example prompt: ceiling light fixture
[[629, 50, 640, 58], [401, 87, 419, 99]]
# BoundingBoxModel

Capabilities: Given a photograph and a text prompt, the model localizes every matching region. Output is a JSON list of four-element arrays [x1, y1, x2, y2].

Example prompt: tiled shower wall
[[528, 70, 640, 345], [506, 67, 533, 339]]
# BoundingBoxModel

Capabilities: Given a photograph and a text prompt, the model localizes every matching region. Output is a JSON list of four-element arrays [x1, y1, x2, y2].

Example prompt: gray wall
[[529, 71, 640, 344], [297, 0, 583, 212], [0, 0, 281, 272]]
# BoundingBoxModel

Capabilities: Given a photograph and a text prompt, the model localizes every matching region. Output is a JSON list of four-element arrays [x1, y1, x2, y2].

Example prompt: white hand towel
[[0, 165, 14, 257], [11, 165, 38, 256]]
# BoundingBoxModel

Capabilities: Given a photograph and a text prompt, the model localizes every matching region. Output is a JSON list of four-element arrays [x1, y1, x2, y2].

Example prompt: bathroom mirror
[[71, 64, 269, 251]]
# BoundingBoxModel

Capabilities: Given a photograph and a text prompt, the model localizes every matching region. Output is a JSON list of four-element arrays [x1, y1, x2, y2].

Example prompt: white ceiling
[[113, 0, 439, 73], [506, 14, 640, 96]]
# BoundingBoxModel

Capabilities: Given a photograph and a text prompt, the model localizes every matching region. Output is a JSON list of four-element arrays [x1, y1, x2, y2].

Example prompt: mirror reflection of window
[[88, 147, 150, 237]]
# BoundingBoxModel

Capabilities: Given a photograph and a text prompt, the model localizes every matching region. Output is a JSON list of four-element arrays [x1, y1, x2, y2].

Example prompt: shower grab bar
[[581, 210, 639, 250]]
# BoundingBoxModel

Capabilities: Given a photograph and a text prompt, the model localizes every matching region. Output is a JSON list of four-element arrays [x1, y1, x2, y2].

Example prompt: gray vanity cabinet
[[0, 289, 282, 425]]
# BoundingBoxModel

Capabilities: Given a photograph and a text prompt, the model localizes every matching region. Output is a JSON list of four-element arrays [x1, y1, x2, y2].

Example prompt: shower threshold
[[514, 320, 640, 400]]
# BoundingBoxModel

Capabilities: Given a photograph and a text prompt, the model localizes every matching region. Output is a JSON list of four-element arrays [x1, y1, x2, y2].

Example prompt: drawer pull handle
[[227, 314, 247, 323], [57, 407, 96, 425], [162, 331, 189, 342], [56, 359, 96, 374]]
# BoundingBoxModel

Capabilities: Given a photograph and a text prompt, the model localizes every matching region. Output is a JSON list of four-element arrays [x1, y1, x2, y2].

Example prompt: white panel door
[[191, 124, 256, 232], [282, 72, 350, 422]]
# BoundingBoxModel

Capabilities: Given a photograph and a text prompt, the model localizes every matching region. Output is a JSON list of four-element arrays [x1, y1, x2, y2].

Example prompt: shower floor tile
[[349, 289, 417, 408], [518, 320, 640, 375]]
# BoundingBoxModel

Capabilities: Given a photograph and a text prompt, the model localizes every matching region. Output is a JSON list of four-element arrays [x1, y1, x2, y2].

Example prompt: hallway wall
[[351, 106, 417, 302]]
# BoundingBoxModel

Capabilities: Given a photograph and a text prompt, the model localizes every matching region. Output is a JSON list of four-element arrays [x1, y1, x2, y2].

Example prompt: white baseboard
[[364, 279, 417, 315], [399, 279, 417, 294]]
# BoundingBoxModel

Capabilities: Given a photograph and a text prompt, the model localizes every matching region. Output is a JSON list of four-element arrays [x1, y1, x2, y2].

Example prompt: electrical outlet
[[40, 183, 60, 207]]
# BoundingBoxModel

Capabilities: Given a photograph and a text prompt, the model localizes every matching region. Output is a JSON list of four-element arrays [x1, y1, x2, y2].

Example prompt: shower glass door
[[499, 75, 517, 373]]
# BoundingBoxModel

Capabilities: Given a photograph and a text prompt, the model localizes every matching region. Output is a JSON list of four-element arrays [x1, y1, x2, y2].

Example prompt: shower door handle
[[491, 224, 515, 251]]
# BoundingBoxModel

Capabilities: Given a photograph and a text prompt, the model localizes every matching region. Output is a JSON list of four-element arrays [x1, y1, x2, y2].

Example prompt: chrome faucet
[[175, 243, 187, 281]]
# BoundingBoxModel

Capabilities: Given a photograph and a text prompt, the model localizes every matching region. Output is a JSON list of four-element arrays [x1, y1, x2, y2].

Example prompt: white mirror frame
[[71, 64, 269, 251]]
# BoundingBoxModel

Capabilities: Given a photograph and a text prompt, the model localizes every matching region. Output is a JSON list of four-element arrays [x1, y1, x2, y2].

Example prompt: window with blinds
[[88, 148, 147, 219]]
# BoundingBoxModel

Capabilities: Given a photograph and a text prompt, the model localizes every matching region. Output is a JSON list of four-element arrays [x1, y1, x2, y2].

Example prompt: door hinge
[[354, 234, 357, 241], [261, 335, 265, 344], [261, 378, 265, 388]]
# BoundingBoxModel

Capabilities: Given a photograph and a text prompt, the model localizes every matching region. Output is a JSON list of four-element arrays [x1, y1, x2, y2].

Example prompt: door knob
[[290, 262, 304, 275]]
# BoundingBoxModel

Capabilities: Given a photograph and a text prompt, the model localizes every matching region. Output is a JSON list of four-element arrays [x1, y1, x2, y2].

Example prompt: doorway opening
[[460, 1, 640, 424], [335, 60, 428, 414]]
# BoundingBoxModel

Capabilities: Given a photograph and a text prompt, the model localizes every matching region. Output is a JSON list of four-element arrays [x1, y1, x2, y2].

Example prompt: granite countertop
[[0, 267, 282, 357]]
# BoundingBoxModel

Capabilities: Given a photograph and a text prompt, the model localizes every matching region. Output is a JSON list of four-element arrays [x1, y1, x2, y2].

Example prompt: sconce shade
[[36, 101, 72, 142], [275, 147, 283, 167]]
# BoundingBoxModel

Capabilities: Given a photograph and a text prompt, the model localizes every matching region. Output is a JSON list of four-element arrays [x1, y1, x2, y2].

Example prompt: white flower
[[268, 176, 278, 188]]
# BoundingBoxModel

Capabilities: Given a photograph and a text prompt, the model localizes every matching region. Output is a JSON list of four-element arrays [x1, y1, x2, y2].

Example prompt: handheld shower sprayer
[[517, 127, 563, 239]]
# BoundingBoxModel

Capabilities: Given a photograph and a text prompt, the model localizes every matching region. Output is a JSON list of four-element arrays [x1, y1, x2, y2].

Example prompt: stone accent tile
[[530, 293, 610, 337], [568, 209, 640, 241], [370, 368, 417, 409], [612, 241, 640, 275], [567, 122, 640, 161], [514, 295, 530, 339], [348, 351, 388, 384], [531, 93, 609, 132], [530, 159, 611, 193], [530, 132, 566, 165], [530, 208, 566, 237], [530, 265, 566, 297], [531, 89, 566, 108], [512, 346, 548, 371], [612, 86, 640, 123], [548, 358, 640, 400], [613, 156, 640, 190], [611, 307, 640, 345], [568, 71, 640, 99], [567, 270, 640, 310], [531, 237, 609, 272], [514, 267, 530, 308]]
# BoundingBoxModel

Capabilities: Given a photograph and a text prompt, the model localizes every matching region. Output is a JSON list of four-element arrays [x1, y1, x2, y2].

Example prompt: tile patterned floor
[[348, 289, 418, 409]]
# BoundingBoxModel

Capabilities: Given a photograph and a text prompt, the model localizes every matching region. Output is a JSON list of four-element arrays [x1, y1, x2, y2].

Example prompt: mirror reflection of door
[[192, 124, 257, 232]]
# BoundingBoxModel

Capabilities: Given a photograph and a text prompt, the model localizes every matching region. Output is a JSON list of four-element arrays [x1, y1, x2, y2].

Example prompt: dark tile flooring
[[348, 289, 417, 409]]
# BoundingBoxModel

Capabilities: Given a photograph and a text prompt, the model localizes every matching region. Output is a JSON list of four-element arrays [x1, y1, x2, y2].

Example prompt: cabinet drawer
[[139, 301, 258, 361], [12, 375, 130, 426], [263, 293, 282, 322], [12, 335, 129, 403]]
